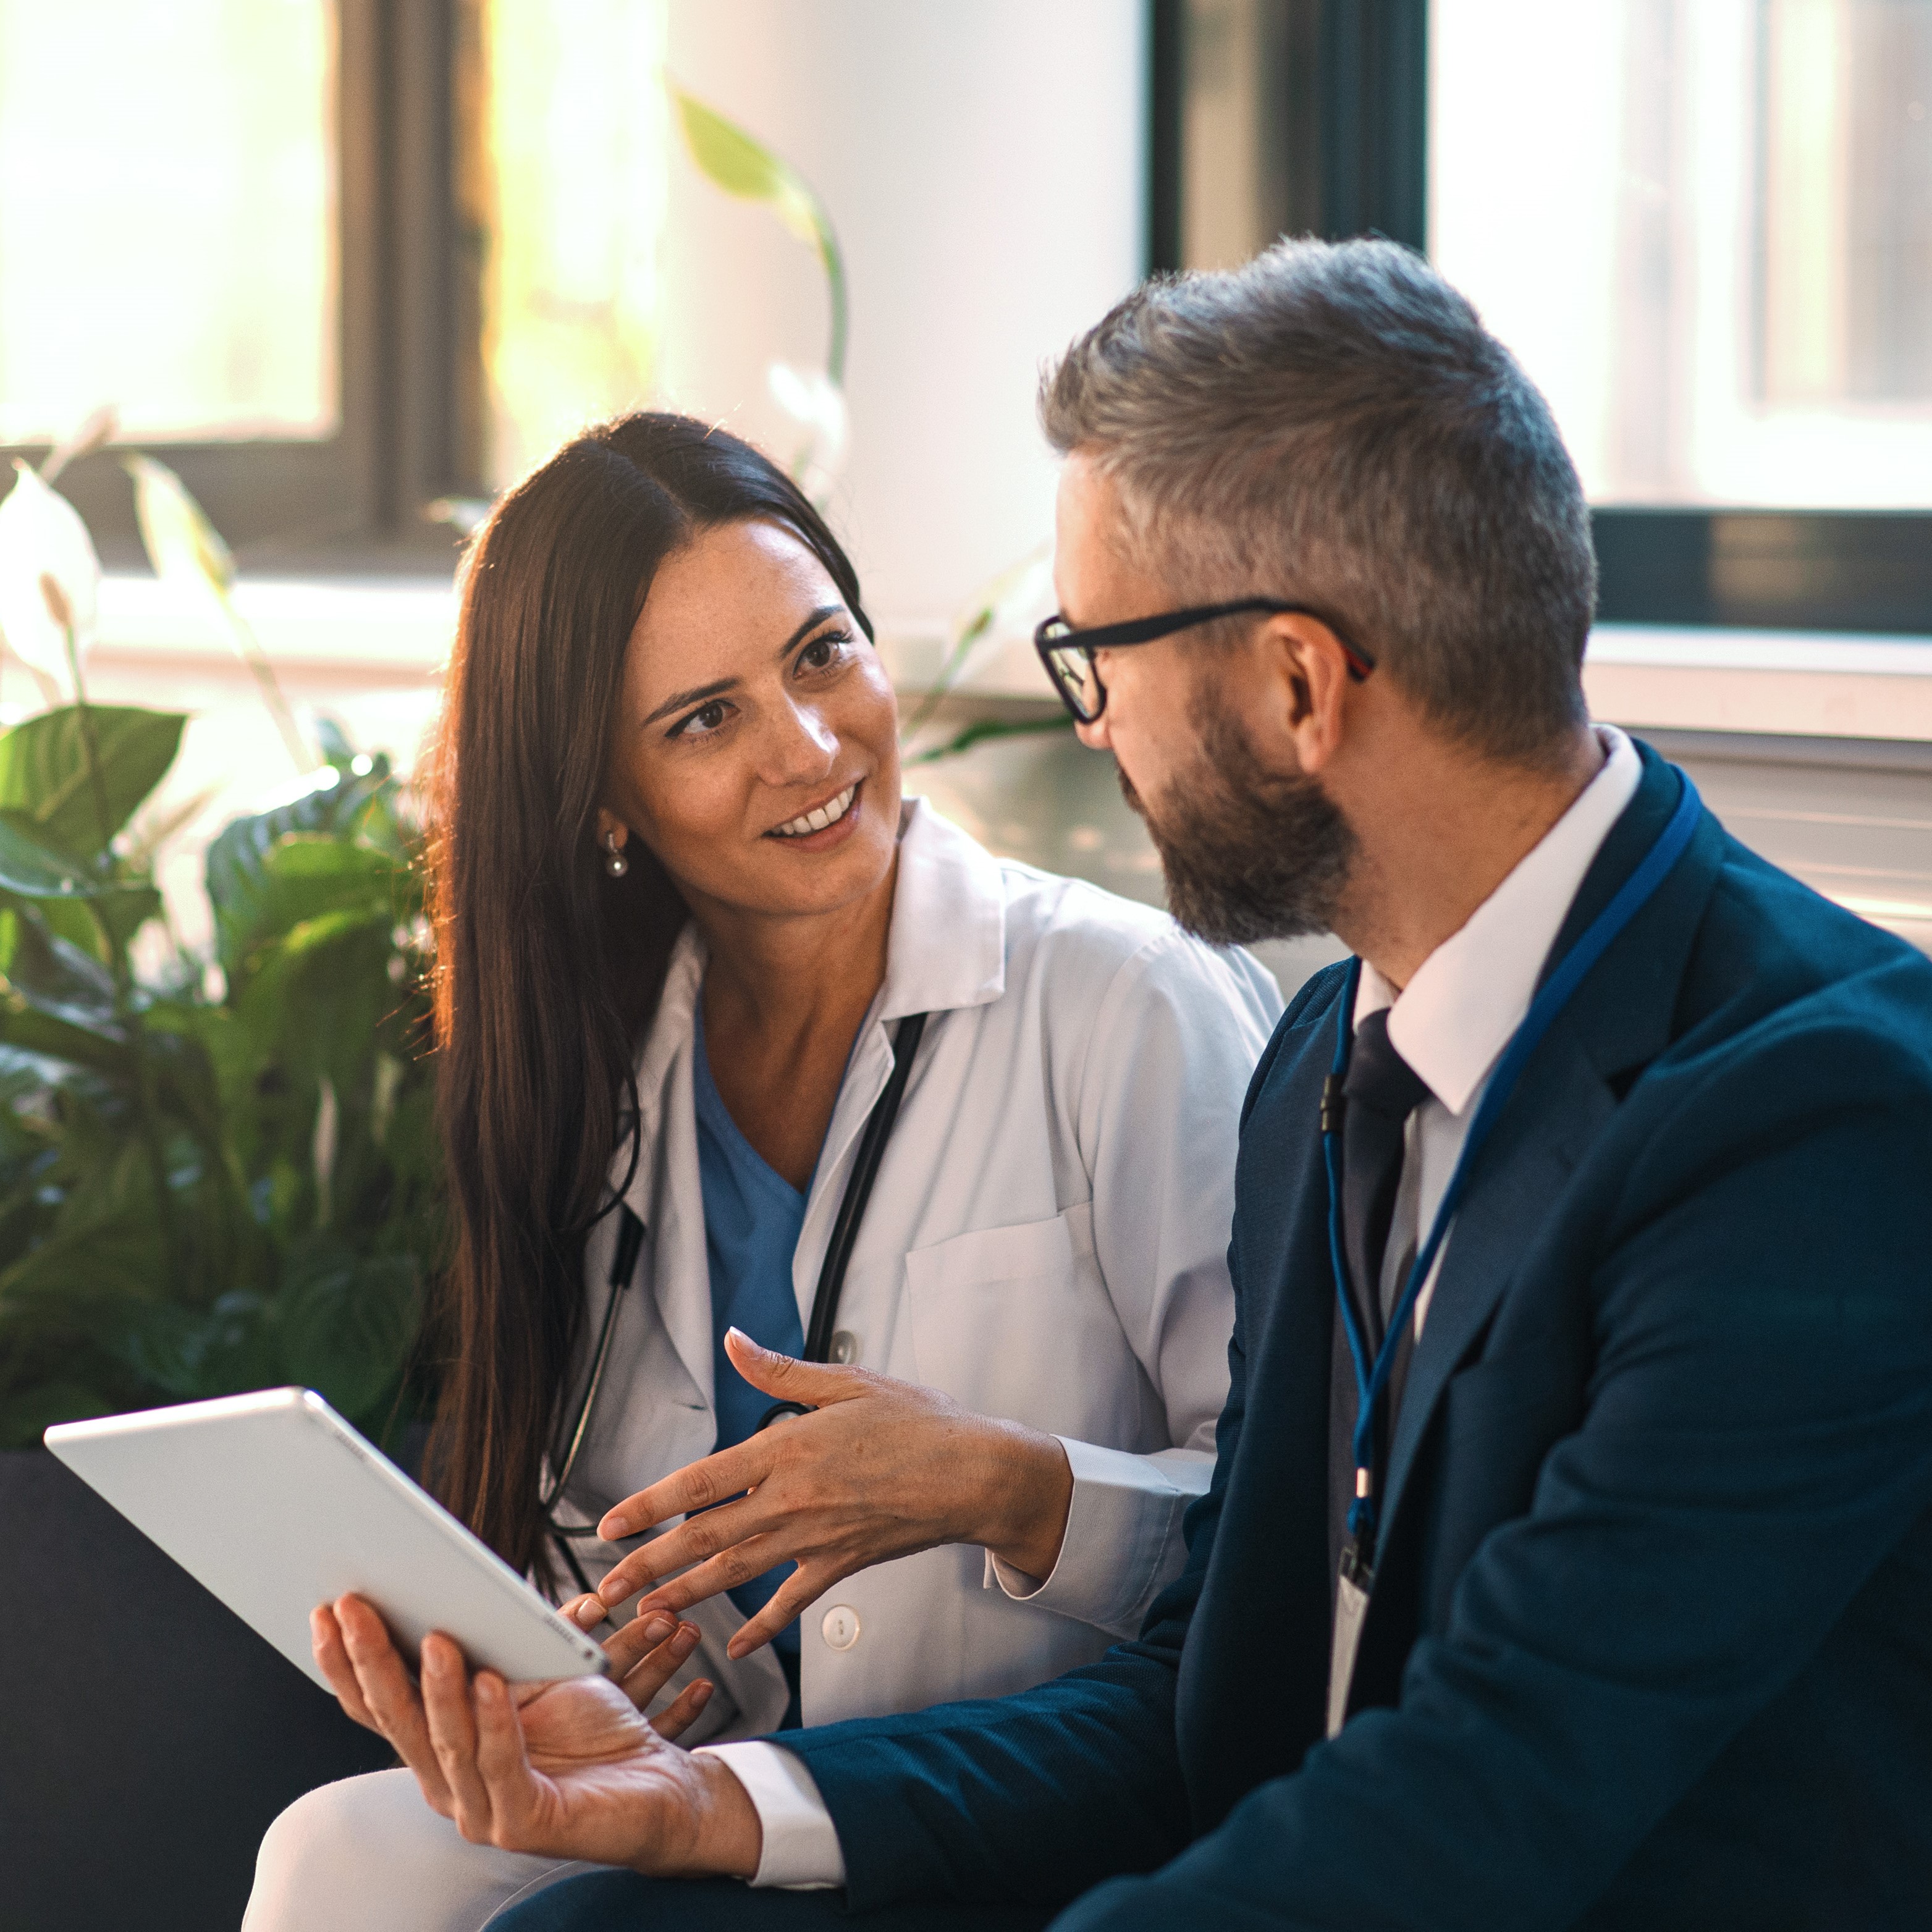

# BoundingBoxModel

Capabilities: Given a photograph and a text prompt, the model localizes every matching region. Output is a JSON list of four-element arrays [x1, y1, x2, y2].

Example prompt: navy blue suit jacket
[[782, 746, 1932, 1930]]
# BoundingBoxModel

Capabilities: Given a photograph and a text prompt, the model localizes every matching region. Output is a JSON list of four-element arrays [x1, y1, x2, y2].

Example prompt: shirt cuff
[[694, 1742, 846, 1890], [984, 1435, 1208, 1637]]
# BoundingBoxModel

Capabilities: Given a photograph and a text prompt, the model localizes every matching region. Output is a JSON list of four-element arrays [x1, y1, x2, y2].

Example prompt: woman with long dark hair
[[246, 414, 1278, 1930]]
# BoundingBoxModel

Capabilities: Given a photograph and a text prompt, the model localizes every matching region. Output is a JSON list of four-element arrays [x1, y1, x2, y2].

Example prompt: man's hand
[[591, 1327, 1074, 1659], [311, 1594, 761, 1876]]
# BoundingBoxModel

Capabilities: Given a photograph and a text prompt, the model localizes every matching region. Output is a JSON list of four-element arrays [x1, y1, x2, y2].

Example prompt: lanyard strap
[[1325, 770, 1702, 1561]]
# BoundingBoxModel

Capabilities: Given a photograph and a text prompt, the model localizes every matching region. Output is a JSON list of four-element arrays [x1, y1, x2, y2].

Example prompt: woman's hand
[[310, 1594, 759, 1876], [558, 1594, 713, 1740], [589, 1328, 1074, 1658]]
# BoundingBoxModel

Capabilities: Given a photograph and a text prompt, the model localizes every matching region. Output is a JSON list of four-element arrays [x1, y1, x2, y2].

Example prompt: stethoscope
[[1323, 771, 1702, 1587], [540, 1011, 930, 1594]]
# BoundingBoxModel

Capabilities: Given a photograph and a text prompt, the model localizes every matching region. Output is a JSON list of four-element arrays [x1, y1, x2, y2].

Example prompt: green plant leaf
[[0, 706, 186, 861], [673, 87, 848, 384], [113, 1289, 280, 1403], [279, 1248, 421, 1424], [0, 1209, 166, 1322], [206, 759, 397, 970], [675, 90, 823, 243], [217, 837, 397, 982], [0, 1002, 128, 1073], [0, 1377, 121, 1447], [904, 712, 1078, 766], [3, 907, 116, 1014], [0, 812, 95, 899]]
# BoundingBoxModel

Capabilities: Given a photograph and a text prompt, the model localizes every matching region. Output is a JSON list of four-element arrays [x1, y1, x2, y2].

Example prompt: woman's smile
[[765, 779, 863, 848]]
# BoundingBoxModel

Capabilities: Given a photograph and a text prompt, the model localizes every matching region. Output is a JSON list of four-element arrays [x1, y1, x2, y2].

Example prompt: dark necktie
[[1340, 1008, 1432, 1350]]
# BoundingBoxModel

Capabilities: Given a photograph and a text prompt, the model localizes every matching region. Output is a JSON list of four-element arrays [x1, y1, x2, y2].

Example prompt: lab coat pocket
[[903, 1204, 1128, 1436]]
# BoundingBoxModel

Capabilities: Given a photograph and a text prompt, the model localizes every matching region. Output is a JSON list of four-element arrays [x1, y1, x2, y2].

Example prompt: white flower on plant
[[0, 458, 101, 688], [124, 452, 235, 617], [768, 362, 848, 486]]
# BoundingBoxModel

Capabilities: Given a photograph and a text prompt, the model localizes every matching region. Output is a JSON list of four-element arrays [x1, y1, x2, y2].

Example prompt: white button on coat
[[554, 799, 1281, 1741], [821, 1605, 861, 1651]]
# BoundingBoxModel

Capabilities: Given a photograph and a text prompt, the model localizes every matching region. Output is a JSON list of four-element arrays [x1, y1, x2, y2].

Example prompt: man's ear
[[1254, 615, 1356, 776]]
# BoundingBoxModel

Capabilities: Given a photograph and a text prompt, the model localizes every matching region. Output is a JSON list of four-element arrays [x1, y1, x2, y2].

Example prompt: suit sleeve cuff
[[985, 1436, 1207, 1637], [694, 1741, 846, 1890]]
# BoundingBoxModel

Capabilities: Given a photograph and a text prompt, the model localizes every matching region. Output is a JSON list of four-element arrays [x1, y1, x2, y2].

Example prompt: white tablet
[[46, 1386, 609, 1689]]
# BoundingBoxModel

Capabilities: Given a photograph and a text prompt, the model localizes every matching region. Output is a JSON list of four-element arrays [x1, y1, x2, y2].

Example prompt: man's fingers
[[597, 1438, 771, 1545], [649, 1677, 714, 1744], [471, 1670, 542, 1848], [420, 1632, 496, 1841], [337, 1596, 455, 1811], [311, 1605, 378, 1729]]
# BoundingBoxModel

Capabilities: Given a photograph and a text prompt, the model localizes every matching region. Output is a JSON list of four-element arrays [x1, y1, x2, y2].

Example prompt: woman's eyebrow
[[775, 604, 845, 659], [644, 677, 735, 727]]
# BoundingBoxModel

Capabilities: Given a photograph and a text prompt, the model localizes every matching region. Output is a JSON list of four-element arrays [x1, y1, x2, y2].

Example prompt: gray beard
[[1120, 698, 1355, 947]]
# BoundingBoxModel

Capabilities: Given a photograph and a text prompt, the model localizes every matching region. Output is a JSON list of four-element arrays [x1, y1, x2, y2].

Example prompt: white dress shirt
[[1352, 726, 1640, 1335], [714, 727, 1643, 1889]]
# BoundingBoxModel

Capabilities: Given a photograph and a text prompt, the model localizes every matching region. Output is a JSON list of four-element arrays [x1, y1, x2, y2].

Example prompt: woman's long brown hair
[[424, 413, 871, 1581]]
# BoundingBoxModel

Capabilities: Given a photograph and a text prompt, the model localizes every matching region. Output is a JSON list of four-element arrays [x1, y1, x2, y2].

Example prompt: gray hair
[[1039, 238, 1595, 766]]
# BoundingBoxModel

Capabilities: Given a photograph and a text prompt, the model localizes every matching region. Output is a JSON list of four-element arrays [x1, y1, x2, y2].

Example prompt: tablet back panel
[[46, 1388, 606, 1686]]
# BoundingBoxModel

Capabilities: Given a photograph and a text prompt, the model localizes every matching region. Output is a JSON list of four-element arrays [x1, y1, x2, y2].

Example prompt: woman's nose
[[766, 696, 840, 778]]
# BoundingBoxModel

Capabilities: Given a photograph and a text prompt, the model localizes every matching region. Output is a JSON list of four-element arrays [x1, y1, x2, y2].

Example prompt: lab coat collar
[[622, 794, 1006, 1118], [878, 795, 1008, 1021]]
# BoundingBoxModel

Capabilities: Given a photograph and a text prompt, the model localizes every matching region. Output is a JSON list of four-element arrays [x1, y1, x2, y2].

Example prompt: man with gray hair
[[344, 240, 1932, 1930]]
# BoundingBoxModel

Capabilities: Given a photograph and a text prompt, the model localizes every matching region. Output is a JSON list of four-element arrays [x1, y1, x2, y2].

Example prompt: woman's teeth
[[772, 784, 857, 838]]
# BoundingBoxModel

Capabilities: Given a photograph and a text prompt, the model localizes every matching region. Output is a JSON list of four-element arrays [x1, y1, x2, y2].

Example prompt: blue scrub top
[[691, 1001, 806, 1659]]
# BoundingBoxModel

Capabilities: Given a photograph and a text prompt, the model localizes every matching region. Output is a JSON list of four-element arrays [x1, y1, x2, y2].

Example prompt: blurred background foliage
[[0, 455, 439, 1448]]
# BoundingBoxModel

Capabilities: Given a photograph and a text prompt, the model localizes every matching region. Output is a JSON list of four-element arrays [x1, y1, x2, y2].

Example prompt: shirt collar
[[1352, 726, 1643, 1117]]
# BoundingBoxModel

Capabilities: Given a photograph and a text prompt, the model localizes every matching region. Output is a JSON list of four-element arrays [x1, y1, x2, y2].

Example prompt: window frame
[[1, 0, 468, 573], [1147, 0, 1932, 637]]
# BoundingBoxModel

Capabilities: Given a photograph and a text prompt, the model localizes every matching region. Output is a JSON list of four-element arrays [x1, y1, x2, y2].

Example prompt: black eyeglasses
[[1033, 597, 1375, 724]]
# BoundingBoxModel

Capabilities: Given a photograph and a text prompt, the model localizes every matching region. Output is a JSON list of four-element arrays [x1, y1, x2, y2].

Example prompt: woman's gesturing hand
[[590, 1328, 1075, 1659], [310, 1594, 759, 1875]]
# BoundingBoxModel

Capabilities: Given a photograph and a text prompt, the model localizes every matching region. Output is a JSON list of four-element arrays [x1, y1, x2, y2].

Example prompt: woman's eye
[[673, 701, 730, 739], [798, 629, 852, 672]]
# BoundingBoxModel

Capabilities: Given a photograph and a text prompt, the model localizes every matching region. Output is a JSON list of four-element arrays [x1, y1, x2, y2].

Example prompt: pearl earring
[[603, 830, 629, 878]]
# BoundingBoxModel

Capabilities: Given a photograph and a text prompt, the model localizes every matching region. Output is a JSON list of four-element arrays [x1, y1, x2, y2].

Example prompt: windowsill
[[91, 573, 458, 686], [1582, 623, 1932, 742], [85, 579, 1932, 746]]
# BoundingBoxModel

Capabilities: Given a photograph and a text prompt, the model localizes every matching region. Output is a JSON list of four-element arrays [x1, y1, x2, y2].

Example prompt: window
[[0, 0, 462, 569], [1150, 0, 1932, 633]]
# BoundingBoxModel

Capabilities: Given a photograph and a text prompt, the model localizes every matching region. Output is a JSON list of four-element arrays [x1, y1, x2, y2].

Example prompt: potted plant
[[0, 450, 440, 1931]]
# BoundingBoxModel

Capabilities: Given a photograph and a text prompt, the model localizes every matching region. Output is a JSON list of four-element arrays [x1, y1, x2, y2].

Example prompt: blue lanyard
[[1323, 770, 1702, 1564]]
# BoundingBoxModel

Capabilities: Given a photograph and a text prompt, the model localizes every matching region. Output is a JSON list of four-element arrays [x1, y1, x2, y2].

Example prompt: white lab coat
[[547, 798, 1280, 1740]]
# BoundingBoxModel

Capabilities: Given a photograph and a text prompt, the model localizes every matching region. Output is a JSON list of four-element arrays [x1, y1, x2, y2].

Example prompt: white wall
[[658, 0, 1147, 646]]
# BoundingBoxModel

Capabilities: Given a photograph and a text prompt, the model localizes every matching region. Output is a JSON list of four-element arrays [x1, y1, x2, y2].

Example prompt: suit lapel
[[1376, 745, 1726, 1549], [1378, 1022, 1614, 1533]]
